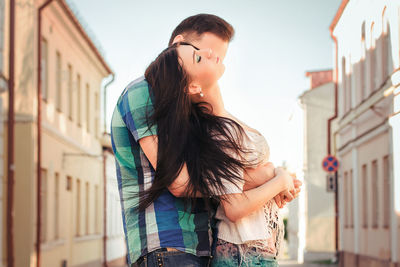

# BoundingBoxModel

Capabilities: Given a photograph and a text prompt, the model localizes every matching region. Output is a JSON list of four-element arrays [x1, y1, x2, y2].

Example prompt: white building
[[101, 134, 127, 267], [331, 0, 400, 266], [299, 70, 336, 262]]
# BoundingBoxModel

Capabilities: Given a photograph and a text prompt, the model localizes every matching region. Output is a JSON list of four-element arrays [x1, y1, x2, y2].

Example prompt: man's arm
[[140, 135, 302, 200], [139, 135, 197, 197]]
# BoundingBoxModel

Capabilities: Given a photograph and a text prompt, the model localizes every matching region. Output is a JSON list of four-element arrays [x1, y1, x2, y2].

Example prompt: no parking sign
[[322, 155, 339, 173]]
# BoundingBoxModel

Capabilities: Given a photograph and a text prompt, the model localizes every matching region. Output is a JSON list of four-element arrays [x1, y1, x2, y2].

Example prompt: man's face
[[189, 32, 229, 64]]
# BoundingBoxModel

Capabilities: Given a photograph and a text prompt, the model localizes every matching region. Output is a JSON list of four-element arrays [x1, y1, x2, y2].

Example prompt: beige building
[[331, 0, 400, 266], [299, 70, 336, 261], [1, 0, 114, 266]]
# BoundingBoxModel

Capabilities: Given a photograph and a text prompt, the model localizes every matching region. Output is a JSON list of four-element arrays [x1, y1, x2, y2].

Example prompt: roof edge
[[58, 0, 113, 75], [329, 0, 350, 33]]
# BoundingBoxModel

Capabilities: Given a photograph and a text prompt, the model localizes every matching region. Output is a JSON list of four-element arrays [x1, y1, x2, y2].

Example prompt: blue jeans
[[211, 239, 278, 267], [131, 248, 212, 267]]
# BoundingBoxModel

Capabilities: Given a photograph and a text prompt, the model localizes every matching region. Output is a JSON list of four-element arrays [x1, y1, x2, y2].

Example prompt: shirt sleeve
[[208, 123, 246, 196], [118, 79, 158, 142]]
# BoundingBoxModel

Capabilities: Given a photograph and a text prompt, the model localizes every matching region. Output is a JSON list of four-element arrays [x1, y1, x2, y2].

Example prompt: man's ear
[[172, 35, 185, 44], [188, 83, 201, 95]]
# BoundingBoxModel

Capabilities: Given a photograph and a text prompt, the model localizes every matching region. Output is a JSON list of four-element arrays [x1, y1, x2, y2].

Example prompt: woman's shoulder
[[225, 112, 262, 136]]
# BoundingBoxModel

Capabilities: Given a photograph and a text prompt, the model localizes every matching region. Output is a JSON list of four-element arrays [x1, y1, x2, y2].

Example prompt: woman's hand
[[275, 167, 295, 191], [273, 167, 295, 205], [274, 174, 302, 208]]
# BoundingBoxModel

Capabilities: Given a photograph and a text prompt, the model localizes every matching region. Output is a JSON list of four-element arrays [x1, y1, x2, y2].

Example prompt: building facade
[[331, 0, 400, 266], [102, 134, 127, 267], [299, 70, 336, 261], [1, 0, 113, 266]]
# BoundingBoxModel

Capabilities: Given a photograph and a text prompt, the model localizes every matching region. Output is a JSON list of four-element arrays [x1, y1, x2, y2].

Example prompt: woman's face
[[177, 42, 226, 90]]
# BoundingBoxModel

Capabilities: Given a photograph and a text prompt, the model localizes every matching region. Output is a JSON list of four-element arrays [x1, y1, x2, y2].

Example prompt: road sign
[[326, 173, 336, 192], [322, 155, 339, 172]]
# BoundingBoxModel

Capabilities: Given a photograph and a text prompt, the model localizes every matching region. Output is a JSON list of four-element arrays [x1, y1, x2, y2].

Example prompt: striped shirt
[[110, 77, 214, 265]]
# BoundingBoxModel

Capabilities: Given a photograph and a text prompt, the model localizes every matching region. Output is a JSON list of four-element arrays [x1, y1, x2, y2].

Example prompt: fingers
[[293, 179, 302, 188], [274, 194, 282, 208], [282, 190, 294, 202], [291, 188, 300, 198], [275, 187, 301, 208]]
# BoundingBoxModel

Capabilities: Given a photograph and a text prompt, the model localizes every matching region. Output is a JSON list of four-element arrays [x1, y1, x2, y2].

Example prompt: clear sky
[[68, 0, 341, 171]]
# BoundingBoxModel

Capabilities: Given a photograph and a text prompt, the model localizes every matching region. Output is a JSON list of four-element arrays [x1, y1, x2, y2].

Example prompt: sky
[[68, 0, 342, 172]]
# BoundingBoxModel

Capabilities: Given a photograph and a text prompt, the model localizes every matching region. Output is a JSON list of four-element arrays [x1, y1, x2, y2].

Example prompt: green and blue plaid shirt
[[110, 77, 214, 265]]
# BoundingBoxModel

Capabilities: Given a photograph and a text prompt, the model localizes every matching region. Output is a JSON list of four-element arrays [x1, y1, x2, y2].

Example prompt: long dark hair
[[139, 44, 252, 211]]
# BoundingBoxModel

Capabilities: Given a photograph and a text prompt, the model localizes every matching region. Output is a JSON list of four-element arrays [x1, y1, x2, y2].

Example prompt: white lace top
[[215, 129, 284, 257]]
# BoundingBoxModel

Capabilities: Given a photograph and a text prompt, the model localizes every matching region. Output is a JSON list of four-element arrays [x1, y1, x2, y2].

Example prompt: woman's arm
[[220, 167, 295, 222], [243, 162, 275, 191], [140, 135, 280, 198], [139, 135, 298, 201]]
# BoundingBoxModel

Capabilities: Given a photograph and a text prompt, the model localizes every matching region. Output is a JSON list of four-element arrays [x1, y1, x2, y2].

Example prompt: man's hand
[[274, 173, 302, 208]]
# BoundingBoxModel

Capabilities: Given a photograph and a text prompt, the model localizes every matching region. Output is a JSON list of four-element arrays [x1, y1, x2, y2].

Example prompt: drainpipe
[[328, 29, 339, 261], [102, 73, 114, 267], [37, 1, 55, 267], [7, 0, 15, 267], [103, 74, 114, 134]]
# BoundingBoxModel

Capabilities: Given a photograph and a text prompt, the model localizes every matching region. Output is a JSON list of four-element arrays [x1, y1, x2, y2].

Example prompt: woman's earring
[[199, 89, 204, 97]]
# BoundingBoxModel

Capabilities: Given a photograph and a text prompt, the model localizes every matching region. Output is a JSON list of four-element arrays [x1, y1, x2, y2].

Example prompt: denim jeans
[[131, 248, 212, 267], [211, 239, 278, 267]]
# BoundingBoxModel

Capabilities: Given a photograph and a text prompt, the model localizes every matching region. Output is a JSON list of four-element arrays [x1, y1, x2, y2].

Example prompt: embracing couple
[[111, 14, 302, 267]]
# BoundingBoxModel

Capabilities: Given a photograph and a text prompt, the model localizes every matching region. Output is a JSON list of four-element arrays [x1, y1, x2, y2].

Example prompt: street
[[279, 260, 338, 267]]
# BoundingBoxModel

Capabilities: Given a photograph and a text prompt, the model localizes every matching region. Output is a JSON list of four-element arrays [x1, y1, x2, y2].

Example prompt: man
[[111, 14, 299, 267], [111, 14, 236, 267]]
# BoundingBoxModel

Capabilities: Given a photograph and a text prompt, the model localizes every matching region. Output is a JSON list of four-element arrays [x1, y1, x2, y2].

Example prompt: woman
[[140, 42, 300, 266]]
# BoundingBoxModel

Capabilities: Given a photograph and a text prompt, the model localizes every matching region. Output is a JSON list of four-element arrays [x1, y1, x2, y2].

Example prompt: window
[[86, 182, 89, 235], [382, 8, 389, 81], [341, 56, 352, 113], [95, 185, 99, 233], [56, 51, 62, 111], [54, 173, 60, 239], [341, 57, 348, 114], [41, 38, 48, 101], [77, 74, 81, 126], [360, 58, 366, 101], [382, 22, 392, 82], [86, 84, 90, 133], [68, 64, 73, 120], [383, 156, 390, 228], [344, 171, 348, 228], [76, 179, 81, 236], [369, 23, 376, 93], [371, 160, 379, 228], [346, 60, 352, 111], [66, 176, 72, 191], [349, 169, 354, 228], [361, 22, 367, 101], [95, 92, 99, 137], [40, 169, 48, 243], [362, 164, 368, 228]]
